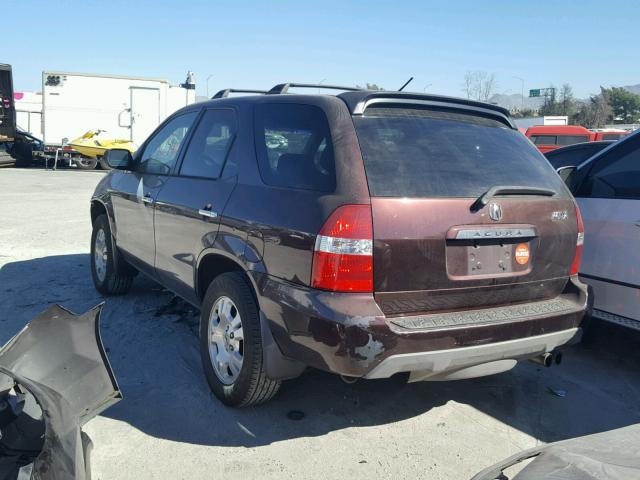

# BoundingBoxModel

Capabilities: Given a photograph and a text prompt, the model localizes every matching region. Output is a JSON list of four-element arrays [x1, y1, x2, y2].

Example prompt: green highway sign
[[529, 89, 541, 97]]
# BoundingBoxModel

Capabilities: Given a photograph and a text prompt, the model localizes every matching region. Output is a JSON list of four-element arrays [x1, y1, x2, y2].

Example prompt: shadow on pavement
[[1, 254, 639, 448]]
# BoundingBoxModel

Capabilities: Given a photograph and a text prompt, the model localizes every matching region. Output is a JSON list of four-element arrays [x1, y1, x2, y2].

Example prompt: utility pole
[[206, 74, 214, 98], [513, 76, 525, 111]]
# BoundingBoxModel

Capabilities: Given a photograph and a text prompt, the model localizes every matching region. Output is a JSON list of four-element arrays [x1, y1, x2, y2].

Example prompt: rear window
[[254, 103, 336, 191], [602, 133, 624, 141], [354, 107, 566, 198]]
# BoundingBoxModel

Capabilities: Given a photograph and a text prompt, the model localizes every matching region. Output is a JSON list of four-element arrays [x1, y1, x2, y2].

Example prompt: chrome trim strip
[[198, 209, 218, 218], [455, 227, 536, 240]]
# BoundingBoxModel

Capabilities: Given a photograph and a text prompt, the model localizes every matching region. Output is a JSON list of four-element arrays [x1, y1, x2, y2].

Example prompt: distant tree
[[510, 108, 536, 118], [357, 83, 384, 91], [462, 71, 497, 102], [572, 88, 614, 128], [538, 85, 559, 116], [602, 86, 640, 123], [558, 83, 577, 116]]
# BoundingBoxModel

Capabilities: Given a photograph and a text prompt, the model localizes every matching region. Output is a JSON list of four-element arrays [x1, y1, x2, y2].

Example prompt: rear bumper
[[253, 273, 589, 379], [365, 327, 581, 381]]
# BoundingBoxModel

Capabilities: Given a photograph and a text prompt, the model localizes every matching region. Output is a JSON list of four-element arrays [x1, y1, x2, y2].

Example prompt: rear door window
[[254, 103, 336, 191], [353, 107, 566, 198]]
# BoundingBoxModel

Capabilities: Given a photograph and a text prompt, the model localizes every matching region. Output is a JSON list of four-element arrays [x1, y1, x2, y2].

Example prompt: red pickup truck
[[525, 125, 627, 153]]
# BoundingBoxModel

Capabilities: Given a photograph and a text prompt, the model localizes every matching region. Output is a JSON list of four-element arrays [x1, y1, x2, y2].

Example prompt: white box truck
[[34, 70, 195, 168]]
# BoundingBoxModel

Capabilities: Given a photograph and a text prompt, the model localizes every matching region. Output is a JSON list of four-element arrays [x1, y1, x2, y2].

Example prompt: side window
[[576, 139, 640, 199], [556, 135, 590, 146], [254, 103, 336, 191], [180, 109, 237, 179], [138, 111, 198, 174], [532, 135, 556, 145]]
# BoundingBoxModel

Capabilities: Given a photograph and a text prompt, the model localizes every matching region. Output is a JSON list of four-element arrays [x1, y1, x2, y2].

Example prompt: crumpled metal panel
[[0, 304, 122, 480], [471, 424, 640, 480]]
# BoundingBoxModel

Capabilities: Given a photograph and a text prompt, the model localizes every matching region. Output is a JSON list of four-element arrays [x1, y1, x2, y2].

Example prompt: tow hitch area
[[0, 304, 121, 480]]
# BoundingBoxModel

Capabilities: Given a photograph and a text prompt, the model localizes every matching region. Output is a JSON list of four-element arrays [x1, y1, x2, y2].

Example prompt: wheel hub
[[208, 296, 244, 385]]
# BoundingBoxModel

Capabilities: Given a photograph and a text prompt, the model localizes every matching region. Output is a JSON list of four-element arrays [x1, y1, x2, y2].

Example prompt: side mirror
[[103, 148, 133, 170], [556, 166, 577, 192]]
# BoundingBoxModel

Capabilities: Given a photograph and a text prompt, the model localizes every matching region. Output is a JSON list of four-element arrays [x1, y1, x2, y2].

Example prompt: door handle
[[142, 193, 153, 204], [198, 204, 218, 219]]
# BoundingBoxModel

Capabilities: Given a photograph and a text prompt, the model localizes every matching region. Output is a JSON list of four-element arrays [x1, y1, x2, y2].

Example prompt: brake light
[[570, 205, 584, 276], [311, 204, 373, 292]]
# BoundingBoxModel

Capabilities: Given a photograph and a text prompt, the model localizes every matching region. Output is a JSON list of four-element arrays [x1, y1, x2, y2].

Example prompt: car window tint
[[556, 135, 590, 146], [180, 109, 237, 179], [577, 139, 640, 199], [254, 103, 336, 191], [139, 112, 198, 175], [532, 135, 556, 145]]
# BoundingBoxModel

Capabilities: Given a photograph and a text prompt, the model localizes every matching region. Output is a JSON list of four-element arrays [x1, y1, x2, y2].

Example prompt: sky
[[6, 0, 640, 99]]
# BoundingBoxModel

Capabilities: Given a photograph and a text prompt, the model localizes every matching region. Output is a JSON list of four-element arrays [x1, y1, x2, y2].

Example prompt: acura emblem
[[488, 203, 503, 221]]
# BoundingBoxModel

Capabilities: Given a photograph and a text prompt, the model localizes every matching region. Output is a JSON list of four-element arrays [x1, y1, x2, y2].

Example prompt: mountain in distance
[[488, 93, 545, 111]]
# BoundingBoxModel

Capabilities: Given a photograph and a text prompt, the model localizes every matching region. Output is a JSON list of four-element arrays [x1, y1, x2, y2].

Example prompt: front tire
[[90, 214, 135, 295], [199, 272, 280, 407]]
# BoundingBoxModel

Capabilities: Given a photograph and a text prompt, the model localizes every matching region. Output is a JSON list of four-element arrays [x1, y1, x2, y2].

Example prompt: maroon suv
[[90, 84, 589, 407]]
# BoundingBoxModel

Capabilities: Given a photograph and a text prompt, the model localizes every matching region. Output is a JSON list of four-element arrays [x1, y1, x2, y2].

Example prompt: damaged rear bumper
[[254, 273, 589, 379]]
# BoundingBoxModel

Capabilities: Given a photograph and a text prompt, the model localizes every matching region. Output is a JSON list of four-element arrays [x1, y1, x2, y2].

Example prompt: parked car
[[90, 85, 589, 407], [559, 129, 640, 331], [526, 125, 594, 153], [544, 140, 614, 169], [592, 129, 627, 142]]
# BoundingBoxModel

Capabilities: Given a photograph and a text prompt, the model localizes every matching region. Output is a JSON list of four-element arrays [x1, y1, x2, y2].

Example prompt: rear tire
[[199, 272, 280, 407], [90, 214, 135, 295], [98, 156, 112, 170], [76, 156, 98, 170]]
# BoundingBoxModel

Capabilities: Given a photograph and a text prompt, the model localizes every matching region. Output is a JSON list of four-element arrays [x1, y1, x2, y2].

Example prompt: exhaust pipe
[[530, 351, 563, 368], [530, 352, 554, 368]]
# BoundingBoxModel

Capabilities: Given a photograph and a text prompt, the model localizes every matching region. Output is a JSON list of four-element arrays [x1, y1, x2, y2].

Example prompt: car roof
[[526, 125, 592, 135], [545, 140, 614, 156], [190, 88, 515, 128]]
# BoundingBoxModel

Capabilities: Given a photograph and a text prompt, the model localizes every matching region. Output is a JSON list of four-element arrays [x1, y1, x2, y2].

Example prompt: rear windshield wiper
[[470, 185, 556, 212]]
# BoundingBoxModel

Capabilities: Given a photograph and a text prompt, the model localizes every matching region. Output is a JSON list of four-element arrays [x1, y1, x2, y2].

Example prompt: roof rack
[[212, 89, 267, 99], [267, 83, 365, 95]]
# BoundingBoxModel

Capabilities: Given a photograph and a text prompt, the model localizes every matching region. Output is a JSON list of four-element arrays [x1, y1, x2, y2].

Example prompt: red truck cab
[[525, 125, 594, 153], [592, 129, 627, 142]]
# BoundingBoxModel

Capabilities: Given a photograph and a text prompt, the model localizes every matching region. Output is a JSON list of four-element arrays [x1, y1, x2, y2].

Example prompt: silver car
[[564, 130, 640, 330]]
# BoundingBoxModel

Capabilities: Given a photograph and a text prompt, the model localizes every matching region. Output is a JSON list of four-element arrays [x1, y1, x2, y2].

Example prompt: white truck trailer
[[32, 70, 196, 168]]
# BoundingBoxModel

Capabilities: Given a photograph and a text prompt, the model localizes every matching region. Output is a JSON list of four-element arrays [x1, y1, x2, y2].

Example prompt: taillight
[[311, 204, 373, 292], [570, 205, 585, 276]]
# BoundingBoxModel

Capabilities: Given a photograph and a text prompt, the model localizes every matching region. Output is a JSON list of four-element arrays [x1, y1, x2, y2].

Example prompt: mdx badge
[[551, 210, 568, 221], [488, 203, 503, 221]]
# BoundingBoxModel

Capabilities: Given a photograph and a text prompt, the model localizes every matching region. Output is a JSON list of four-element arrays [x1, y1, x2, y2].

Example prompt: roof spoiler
[[267, 83, 365, 95], [212, 89, 267, 99]]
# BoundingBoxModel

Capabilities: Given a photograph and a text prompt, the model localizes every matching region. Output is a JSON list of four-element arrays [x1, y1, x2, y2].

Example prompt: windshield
[[353, 107, 566, 198]]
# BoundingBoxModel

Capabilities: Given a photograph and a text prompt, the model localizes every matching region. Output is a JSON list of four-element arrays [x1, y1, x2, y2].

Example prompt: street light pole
[[513, 76, 525, 111], [206, 74, 214, 98]]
